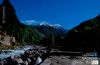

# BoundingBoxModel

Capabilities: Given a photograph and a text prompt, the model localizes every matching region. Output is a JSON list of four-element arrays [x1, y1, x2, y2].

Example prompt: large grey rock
[[0, 34, 16, 45]]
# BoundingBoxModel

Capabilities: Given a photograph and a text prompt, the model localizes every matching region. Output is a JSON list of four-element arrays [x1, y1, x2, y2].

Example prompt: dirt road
[[40, 56, 99, 65]]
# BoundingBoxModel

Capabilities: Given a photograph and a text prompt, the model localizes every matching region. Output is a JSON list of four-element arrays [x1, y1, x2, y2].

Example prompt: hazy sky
[[0, 0, 100, 29]]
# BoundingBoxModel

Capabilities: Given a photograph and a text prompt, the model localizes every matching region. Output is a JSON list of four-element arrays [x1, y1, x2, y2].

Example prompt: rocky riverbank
[[0, 45, 99, 65], [0, 45, 48, 65]]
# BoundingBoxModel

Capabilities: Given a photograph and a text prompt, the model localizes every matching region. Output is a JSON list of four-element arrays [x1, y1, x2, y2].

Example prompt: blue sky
[[0, 0, 100, 29]]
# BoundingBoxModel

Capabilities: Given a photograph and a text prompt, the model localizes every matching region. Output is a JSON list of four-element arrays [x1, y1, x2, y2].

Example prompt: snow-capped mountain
[[22, 20, 67, 45], [30, 22, 67, 38], [22, 20, 63, 29], [39, 22, 62, 28]]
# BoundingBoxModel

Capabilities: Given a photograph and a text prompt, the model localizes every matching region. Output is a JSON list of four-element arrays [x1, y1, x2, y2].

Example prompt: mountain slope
[[29, 24, 67, 46], [64, 15, 100, 53], [0, 0, 45, 45], [0, 0, 25, 36]]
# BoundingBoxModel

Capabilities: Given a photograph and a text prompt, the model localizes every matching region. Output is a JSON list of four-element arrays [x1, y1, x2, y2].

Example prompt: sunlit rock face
[[0, 32, 16, 46]]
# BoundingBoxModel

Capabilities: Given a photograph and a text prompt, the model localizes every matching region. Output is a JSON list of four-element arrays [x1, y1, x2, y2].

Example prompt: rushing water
[[0, 45, 33, 60]]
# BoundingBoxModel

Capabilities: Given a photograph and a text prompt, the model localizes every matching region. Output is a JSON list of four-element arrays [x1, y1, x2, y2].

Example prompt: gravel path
[[40, 56, 99, 65]]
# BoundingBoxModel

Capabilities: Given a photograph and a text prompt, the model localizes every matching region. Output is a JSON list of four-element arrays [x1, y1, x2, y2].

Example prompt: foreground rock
[[0, 32, 16, 46]]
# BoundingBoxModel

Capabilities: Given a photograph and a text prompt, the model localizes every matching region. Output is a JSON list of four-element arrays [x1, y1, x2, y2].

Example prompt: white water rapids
[[0, 45, 33, 60]]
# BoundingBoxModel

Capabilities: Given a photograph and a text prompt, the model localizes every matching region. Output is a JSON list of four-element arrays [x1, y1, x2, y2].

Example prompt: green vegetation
[[16, 26, 45, 45], [84, 26, 91, 31], [64, 15, 100, 53]]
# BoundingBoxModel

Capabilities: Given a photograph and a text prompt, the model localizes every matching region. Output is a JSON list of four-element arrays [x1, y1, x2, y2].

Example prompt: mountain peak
[[40, 22, 48, 26], [39, 22, 62, 28]]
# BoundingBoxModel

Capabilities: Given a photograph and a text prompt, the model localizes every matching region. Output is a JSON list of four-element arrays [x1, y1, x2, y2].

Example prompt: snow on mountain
[[39, 22, 62, 28], [22, 20, 38, 25], [22, 20, 63, 28], [52, 24, 62, 28], [39, 21, 49, 26]]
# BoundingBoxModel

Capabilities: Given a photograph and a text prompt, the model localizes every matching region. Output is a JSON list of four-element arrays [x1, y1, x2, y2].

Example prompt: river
[[0, 45, 33, 60]]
